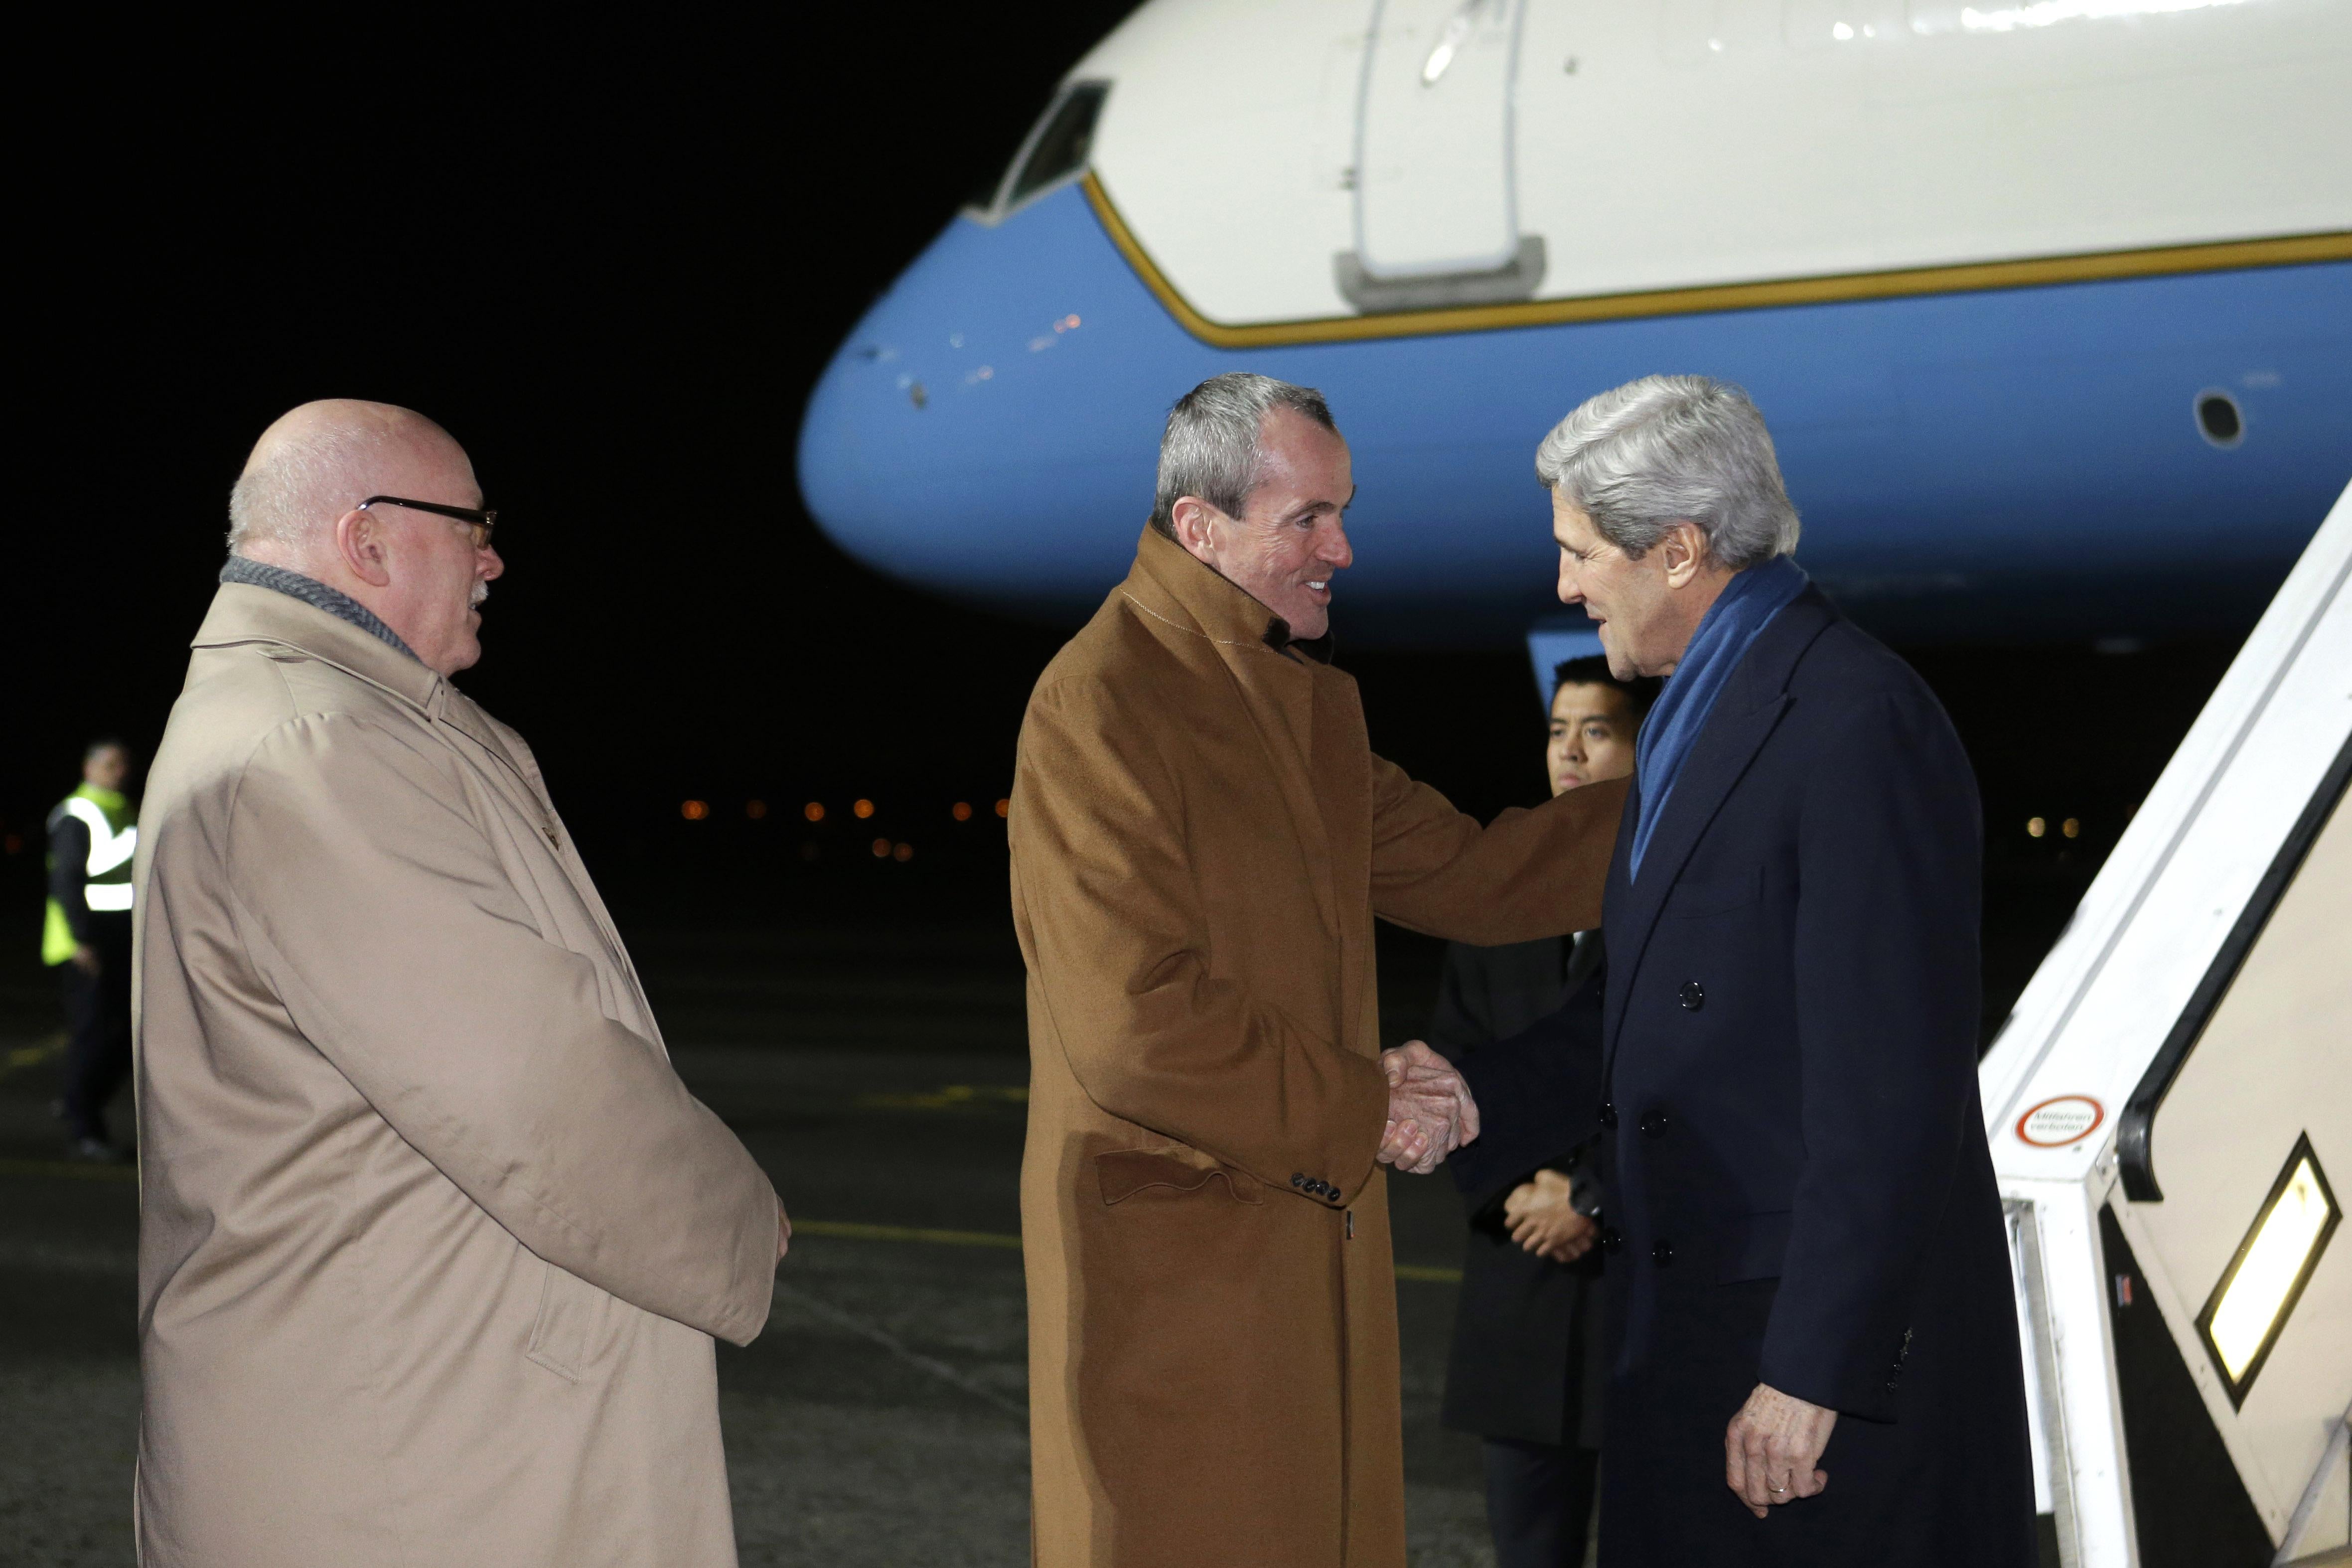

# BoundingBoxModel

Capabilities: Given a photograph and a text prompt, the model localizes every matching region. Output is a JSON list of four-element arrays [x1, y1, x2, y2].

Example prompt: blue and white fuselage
[[800, 0, 2352, 647]]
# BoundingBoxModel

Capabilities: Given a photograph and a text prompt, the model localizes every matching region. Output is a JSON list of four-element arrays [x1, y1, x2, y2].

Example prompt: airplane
[[796, 0, 2352, 661]]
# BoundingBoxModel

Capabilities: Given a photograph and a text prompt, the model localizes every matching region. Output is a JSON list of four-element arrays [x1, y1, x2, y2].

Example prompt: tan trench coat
[[1010, 531, 1625, 1568], [131, 584, 781, 1568]]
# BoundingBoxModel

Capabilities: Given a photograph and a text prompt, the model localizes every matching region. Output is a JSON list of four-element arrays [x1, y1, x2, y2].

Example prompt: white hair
[[1150, 372, 1336, 537], [1534, 375, 1799, 569], [225, 418, 402, 554]]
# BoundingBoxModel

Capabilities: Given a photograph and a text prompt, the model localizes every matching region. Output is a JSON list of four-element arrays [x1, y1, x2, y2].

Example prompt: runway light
[[2061, 817, 2081, 839], [681, 800, 710, 821], [995, 799, 1011, 818], [854, 799, 876, 819], [2027, 817, 2047, 838], [2198, 1134, 2339, 1405], [804, 802, 826, 823], [872, 838, 891, 857], [953, 802, 973, 821], [1833, 20, 1854, 37], [894, 842, 914, 862], [746, 799, 768, 820]]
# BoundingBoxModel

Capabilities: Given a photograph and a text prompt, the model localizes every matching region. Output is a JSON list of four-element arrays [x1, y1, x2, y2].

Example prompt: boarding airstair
[[1981, 481, 2352, 1568]]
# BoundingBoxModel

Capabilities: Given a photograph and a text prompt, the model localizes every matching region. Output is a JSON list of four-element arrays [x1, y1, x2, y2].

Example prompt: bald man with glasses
[[132, 401, 788, 1568]]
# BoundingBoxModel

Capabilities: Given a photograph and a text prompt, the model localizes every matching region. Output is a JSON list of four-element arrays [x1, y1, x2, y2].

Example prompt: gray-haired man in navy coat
[[1449, 376, 2036, 1566]]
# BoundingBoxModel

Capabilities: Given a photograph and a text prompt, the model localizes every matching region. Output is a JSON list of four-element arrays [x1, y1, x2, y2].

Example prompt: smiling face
[[1551, 489, 1728, 679], [1172, 408, 1354, 641], [1546, 682, 1639, 796]]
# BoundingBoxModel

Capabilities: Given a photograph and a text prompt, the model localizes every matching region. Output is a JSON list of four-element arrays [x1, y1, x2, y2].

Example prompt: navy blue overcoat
[[1470, 585, 2038, 1566]]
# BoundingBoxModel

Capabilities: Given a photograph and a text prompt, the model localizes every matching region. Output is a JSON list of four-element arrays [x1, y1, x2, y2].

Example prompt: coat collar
[[189, 582, 542, 801], [193, 582, 444, 713], [1603, 586, 1841, 1075], [1122, 527, 1328, 662]]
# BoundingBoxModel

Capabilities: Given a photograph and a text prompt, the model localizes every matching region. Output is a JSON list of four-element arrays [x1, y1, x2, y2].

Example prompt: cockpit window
[[1002, 82, 1109, 211]]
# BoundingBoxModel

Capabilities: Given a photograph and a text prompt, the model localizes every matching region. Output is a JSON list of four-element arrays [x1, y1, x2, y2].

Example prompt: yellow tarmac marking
[[793, 1218, 1023, 1251], [0, 1035, 67, 1081], [854, 1084, 1028, 1111], [1394, 1264, 1466, 1283], [0, 1160, 1467, 1282]]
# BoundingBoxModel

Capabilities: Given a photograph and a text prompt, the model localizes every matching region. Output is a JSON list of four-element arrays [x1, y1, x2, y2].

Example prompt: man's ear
[[335, 509, 393, 588], [1169, 496, 1221, 565], [1660, 520, 1711, 589]]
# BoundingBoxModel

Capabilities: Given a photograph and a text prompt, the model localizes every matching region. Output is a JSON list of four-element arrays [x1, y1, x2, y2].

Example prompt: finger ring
[[1769, 1485, 1786, 1494]]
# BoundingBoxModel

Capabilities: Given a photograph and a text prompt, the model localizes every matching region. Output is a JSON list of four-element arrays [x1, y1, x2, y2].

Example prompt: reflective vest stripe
[[60, 796, 138, 877]]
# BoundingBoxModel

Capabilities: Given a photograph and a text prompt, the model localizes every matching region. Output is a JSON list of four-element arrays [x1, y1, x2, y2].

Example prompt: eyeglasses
[[358, 495, 498, 550]]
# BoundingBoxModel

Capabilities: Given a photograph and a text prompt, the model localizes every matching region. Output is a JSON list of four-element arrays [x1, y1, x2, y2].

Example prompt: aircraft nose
[[796, 182, 1219, 618]]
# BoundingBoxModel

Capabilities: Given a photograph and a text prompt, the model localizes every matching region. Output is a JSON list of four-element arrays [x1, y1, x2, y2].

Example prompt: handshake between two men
[[1374, 1040, 1478, 1176]]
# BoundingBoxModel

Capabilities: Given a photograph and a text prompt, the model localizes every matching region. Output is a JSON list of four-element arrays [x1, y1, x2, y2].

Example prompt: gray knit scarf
[[219, 556, 422, 665]]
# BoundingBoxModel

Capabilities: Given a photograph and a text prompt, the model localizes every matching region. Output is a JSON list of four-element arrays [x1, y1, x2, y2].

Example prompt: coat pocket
[[1096, 1149, 1262, 1207], [525, 1261, 603, 1381], [1714, 1210, 1794, 1283]]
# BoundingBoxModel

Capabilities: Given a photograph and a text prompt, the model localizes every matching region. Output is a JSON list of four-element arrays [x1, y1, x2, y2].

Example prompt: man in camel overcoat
[[1010, 373, 1626, 1568]]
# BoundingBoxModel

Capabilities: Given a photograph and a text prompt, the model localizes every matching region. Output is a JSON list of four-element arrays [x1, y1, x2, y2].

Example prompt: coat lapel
[[1604, 590, 1839, 1076], [1125, 531, 1343, 942]]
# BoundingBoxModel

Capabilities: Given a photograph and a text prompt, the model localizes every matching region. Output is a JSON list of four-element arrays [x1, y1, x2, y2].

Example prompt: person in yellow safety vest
[[44, 738, 139, 1161]]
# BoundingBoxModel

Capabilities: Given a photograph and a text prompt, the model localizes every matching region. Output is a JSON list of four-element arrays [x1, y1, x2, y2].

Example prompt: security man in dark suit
[[1457, 377, 2035, 1566], [1427, 657, 1655, 1568]]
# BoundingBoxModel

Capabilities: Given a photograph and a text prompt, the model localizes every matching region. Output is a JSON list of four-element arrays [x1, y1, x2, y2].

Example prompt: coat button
[[1651, 1240, 1675, 1266], [1599, 1101, 1617, 1130], [1639, 1110, 1670, 1138], [1679, 981, 1706, 1011], [1885, 1379, 1900, 1392], [1600, 1228, 1623, 1254]]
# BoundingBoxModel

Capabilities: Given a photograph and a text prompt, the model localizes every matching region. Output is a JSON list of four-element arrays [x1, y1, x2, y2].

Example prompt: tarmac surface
[[0, 918, 1545, 1568]]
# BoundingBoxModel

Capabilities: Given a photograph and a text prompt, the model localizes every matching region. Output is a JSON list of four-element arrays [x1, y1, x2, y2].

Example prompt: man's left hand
[[1725, 1382, 1837, 1517]]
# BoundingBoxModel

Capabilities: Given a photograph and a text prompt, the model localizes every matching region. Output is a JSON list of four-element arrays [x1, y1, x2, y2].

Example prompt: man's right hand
[[1377, 1040, 1479, 1175], [69, 945, 100, 976]]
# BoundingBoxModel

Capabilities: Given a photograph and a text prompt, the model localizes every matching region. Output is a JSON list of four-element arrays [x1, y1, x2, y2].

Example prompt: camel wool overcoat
[[131, 583, 782, 1568], [1010, 531, 1626, 1568]]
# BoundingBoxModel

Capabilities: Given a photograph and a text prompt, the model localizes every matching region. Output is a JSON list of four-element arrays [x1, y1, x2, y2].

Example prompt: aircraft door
[[1338, 0, 1545, 311]]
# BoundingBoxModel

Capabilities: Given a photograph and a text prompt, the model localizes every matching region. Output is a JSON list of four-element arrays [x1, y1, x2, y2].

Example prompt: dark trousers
[[1484, 1437, 1600, 1568], [57, 920, 133, 1143]]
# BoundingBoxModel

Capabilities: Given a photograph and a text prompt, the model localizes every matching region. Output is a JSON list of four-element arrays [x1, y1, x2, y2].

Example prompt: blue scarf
[[1629, 555, 1809, 879]]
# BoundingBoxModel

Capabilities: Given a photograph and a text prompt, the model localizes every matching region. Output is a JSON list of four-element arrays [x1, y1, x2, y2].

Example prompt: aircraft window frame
[[981, 81, 1111, 221]]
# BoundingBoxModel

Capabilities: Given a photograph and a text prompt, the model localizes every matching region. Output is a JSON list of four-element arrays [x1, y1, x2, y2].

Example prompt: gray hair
[[1150, 372, 1337, 537], [225, 418, 403, 554], [1533, 375, 1799, 569]]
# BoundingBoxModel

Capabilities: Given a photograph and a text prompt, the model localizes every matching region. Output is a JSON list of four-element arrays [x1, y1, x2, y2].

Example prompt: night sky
[[9, 9, 1146, 914], [7, 8, 2241, 993]]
